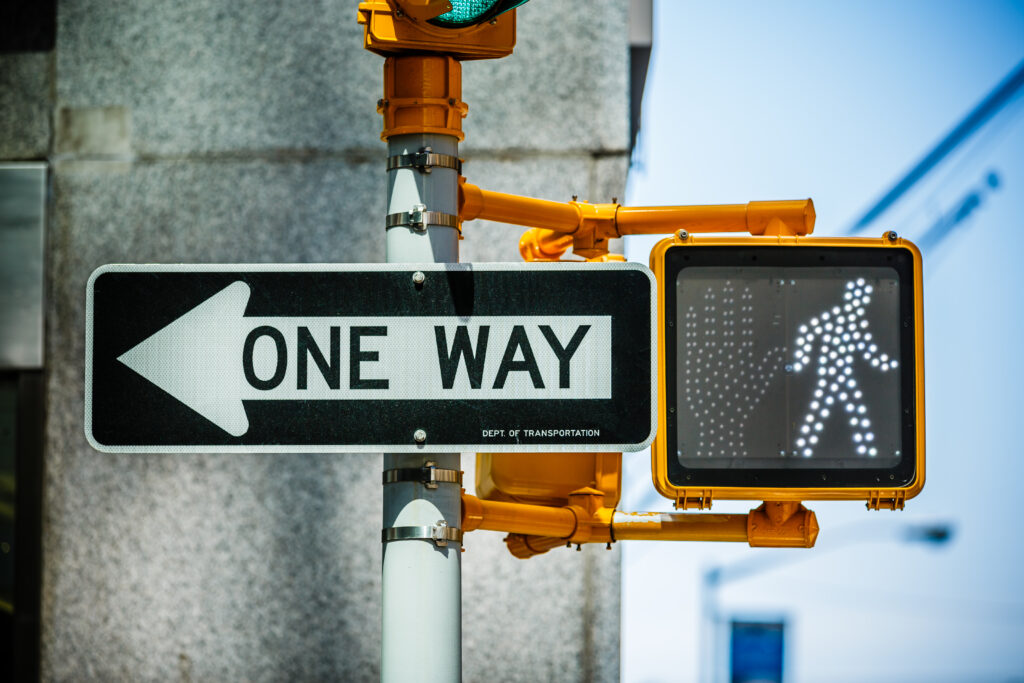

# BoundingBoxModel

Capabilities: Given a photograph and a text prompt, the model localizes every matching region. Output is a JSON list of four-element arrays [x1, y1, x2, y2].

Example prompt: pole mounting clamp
[[382, 520, 463, 547], [382, 461, 463, 489], [387, 148, 462, 175], [386, 204, 459, 232]]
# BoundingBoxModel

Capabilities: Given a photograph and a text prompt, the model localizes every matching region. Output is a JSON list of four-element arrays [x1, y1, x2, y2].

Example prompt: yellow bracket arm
[[459, 178, 816, 260], [462, 491, 819, 559]]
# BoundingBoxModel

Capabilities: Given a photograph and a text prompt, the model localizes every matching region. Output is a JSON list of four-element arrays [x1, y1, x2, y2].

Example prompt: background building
[[1, 1, 648, 680]]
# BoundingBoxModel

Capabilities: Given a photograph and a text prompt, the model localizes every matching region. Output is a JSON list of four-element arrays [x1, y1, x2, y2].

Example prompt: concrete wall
[[3, 1, 631, 680]]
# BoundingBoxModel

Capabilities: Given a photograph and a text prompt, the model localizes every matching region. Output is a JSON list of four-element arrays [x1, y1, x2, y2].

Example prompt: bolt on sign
[[85, 263, 656, 453]]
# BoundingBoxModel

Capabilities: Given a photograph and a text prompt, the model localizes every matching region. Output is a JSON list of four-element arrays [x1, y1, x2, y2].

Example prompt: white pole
[[381, 132, 462, 683]]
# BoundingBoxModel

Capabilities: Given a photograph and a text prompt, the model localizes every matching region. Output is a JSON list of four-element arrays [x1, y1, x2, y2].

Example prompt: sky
[[621, 2, 1024, 682]]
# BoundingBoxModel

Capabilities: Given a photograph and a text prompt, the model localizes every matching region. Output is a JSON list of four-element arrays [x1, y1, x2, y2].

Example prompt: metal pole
[[381, 131, 461, 682]]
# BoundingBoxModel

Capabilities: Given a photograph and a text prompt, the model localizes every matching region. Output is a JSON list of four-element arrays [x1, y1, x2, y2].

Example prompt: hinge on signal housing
[[866, 490, 907, 511], [675, 489, 714, 510]]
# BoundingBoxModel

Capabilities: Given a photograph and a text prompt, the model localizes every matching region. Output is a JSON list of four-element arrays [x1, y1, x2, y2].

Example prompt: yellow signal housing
[[475, 452, 621, 509], [358, 0, 516, 60], [650, 232, 925, 510]]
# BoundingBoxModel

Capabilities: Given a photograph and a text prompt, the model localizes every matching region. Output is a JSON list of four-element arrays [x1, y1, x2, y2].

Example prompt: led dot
[[823, 312, 831, 321], [818, 367, 827, 376], [806, 414, 815, 423], [830, 383, 839, 392], [847, 282, 855, 290], [857, 405, 866, 414], [814, 422, 823, 432], [803, 448, 813, 457], [796, 437, 806, 448], [845, 355, 854, 364], [857, 278, 865, 286], [854, 433, 863, 443], [850, 417, 858, 426], [804, 344, 812, 353], [869, 447, 878, 456], [880, 353, 889, 362], [823, 334, 832, 343], [857, 342, 866, 350], [866, 432, 875, 442], [827, 366, 836, 375], [793, 363, 803, 372], [799, 325, 808, 334], [860, 320, 869, 328], [814, 389, 824, 398], [857, 444, 867, 454], [865, 332, 873, 341], [881, 363, 889, 372], [848, 379, 856, 388], [865, 285, 874, 294], [846, 403, 855, 412], [891, 359, 899, 368], [856, 307, 865, 316], [815, 326, 823, 335], [809, 435, 819, 445], [810, 318, 819, 327], [829, 350, 838, 360], [820, 408, 831, 418], [825, 396, 835, 406], [811, 400, 820, 410], [854, 390, 863, 399], [818, 379, 827, 388], [840, 392, 848, 400], [842, 334, 851, 342], [832, 306, 841, 315], [844, 304, 853, 312], [863, 296, 871, 305], [801, 424, 811, 434], [844, 292, 853, 300], [871, 358, 880, 367]]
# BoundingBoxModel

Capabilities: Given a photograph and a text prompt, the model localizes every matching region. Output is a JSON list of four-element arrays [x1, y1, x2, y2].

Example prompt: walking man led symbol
[[790, 278, 897, 458]]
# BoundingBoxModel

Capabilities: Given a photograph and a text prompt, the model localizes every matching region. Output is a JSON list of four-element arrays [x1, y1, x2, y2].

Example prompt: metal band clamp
[[385, 203, 459, 232], [382, 520, 463, 547], [387, 149, 462, 175], [382, 461, 463, 489]]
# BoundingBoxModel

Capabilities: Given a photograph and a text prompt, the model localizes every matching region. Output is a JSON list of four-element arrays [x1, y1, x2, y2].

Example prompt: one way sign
[[85, 263, 655, 453]]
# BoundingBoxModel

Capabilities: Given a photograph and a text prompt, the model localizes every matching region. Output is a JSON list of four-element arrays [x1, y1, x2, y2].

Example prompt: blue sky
[[622, 2, 1024, 682]]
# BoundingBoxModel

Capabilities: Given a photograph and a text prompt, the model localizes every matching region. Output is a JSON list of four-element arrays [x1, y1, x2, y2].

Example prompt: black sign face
[[85, 263, 656, 453], [661, 245, 920, 489]]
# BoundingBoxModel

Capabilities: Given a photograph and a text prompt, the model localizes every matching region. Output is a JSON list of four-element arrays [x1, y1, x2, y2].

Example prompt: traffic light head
[[428, 0, 530, 28], [358, 0, 522, 60], [650, 234, 925, 510]]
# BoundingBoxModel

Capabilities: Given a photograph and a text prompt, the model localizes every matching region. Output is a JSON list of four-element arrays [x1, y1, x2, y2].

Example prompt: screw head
[[413, 429, 427, 444], [677, 229, 689, 241], [886, 230, 899, 242], [412, 271, 426, 286]]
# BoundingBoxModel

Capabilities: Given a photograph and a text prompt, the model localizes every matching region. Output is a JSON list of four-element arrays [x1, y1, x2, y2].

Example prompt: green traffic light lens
[[429, 0, 529, 28]]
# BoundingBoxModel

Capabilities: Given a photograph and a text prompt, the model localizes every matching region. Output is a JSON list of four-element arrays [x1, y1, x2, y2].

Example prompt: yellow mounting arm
[[458, 179, 816, 260], [463, 491, 819, 559]]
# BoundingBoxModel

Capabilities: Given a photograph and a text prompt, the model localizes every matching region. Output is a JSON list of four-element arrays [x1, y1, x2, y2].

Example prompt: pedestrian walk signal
[[649, 235, 925, 508]]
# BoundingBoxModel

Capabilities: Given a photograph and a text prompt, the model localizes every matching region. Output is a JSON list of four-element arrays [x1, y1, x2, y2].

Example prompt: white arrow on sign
[[116, 281, 612, 437]]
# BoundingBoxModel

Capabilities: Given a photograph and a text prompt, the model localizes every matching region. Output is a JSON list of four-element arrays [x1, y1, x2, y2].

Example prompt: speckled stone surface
[[36, 1, 632, 680], [0, 52, 52, 159]]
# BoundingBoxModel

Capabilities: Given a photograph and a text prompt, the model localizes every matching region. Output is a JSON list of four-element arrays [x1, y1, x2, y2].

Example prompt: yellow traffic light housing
[[476, 452, 621, 508], [650, 233, 925, 510], [358, 0, 516, 60]]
